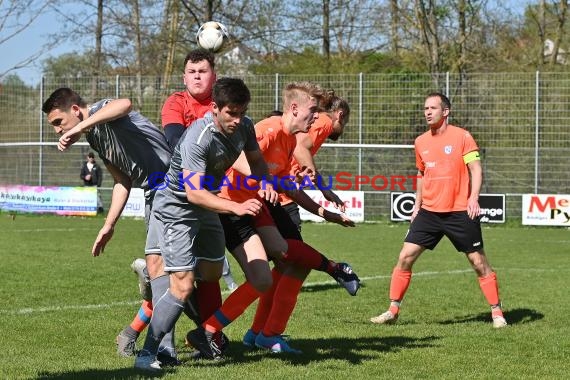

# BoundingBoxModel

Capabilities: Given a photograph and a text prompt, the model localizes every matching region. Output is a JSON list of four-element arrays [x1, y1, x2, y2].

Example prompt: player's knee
[[196, 261, 223, 282], [172, 284, 194, 301], [249, 272, 273, 293], [467, 251, 491, 275], [198, 271, 221, 282], [170, 273, 195, 300], [398, 244, 422, 269], [472, 261, 492, 277], [397, 256, 415, 270], [146, 254, 164, 279], [264, 240, 288, 259]]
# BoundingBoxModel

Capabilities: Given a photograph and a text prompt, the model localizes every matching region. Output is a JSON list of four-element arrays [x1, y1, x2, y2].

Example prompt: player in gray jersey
[[42, 87, 171, 255], [134, 77, 278, 372], [43, 87, 184, 365]]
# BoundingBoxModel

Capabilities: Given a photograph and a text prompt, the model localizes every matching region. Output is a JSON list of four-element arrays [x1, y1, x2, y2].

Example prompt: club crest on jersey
[[444, 145, 452, 154]]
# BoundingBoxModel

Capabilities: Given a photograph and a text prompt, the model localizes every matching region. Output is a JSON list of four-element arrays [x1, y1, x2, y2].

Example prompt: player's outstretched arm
[[92, 162, 132, 257], [293, 132, 316, 174], [293, 133, 346, 211], [88, 98, 133, 127], [58, 99, 133, 151], [319, 188, 346, 212], [285, 185, 355, 227]]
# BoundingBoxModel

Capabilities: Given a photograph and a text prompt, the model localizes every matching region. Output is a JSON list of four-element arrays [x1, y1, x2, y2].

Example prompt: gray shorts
[[145, 189, 226, 272]]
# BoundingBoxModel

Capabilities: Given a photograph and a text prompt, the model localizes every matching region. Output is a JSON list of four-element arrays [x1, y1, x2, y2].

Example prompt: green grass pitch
[[0, 214, 568, 379]]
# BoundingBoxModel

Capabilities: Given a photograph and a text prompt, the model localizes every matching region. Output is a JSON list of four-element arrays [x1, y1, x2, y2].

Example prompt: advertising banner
[[299, 190, 364, 222], [0, 184, 97, 216], [122, 188, 146, 218], [522, 194, 570, 226], [391, 192, 506, 223]]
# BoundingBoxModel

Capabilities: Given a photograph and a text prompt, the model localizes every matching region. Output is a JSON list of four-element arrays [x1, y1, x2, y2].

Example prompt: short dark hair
[[42, 88, 87, 114], [183, 49, 216, 71], [426, 92, 451, 109], [323, 94, 350, 120], [213, 77, 250, 109], [87, 152, 95, 158]]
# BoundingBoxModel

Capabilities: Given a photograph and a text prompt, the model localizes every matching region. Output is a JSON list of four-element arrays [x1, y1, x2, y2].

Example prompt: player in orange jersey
[[370, 92, 507, 328], [283, 92, 350, 225], [239, 93, 353, 351], [186, 83, 359, 359]]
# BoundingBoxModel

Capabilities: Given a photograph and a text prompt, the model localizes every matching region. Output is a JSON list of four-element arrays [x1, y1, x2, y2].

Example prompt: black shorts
[[267, 202, 303, 241], [280, 202, 302, 232], [405, 208, 484, 253], [220, 201, 302, 252]]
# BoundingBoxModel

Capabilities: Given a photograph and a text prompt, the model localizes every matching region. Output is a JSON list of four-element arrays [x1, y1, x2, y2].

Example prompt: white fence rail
[[1, 72, 569, 219]]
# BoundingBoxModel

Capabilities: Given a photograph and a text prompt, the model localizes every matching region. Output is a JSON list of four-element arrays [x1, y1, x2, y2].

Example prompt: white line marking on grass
[[301, 268, 473, 289], [1, 267, 564, 316], [11, 228, 95, 232], [300, 267, 566, 290], [0, 300, 141, 315]]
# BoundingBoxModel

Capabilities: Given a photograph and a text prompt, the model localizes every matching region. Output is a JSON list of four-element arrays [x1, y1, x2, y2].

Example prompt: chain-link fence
[[1, 72, 568, 220]]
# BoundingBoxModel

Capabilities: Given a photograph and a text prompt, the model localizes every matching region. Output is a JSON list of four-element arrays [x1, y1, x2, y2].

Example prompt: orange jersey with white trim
[[220, 116, 296, 202], [415, 124, 479, 212]]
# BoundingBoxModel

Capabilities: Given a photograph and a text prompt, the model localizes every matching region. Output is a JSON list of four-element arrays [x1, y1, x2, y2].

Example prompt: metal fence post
[[535, 71, 539, 194], [39, 76, 44, 186], [358, 72, 363, 176], [275, 73, 279, 111]]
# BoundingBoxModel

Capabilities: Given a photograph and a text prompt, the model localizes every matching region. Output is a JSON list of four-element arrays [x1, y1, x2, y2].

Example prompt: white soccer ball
[[196, 21, 229, 52]]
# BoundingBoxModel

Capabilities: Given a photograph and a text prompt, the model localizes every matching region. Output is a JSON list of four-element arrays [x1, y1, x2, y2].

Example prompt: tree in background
[[0, 0, 61, 80], [5, 0, 570, 88]]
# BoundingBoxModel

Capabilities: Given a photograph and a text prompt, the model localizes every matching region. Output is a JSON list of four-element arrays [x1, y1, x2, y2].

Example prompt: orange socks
[[251, 268, 282, 333], [283, 239, 331, 272], [388, 268, 412, 315], [262, 274, 304, 336], [203, 281, 262, 333], [130, 300, 153, 332], [478, 272, 503, 317]]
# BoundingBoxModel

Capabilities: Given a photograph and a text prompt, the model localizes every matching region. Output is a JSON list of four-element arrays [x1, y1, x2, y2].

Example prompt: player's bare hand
[[296, 166, 315, 183], [235, 199, 263, 216], [410, 207, 420, 222], [324, 210, 355, 227], [322, 189, 346, 212], [58, 127, 82, 151], [467, 198, 480, 219], [91, 224, 115, 256], [258, 181, 279, 205]]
